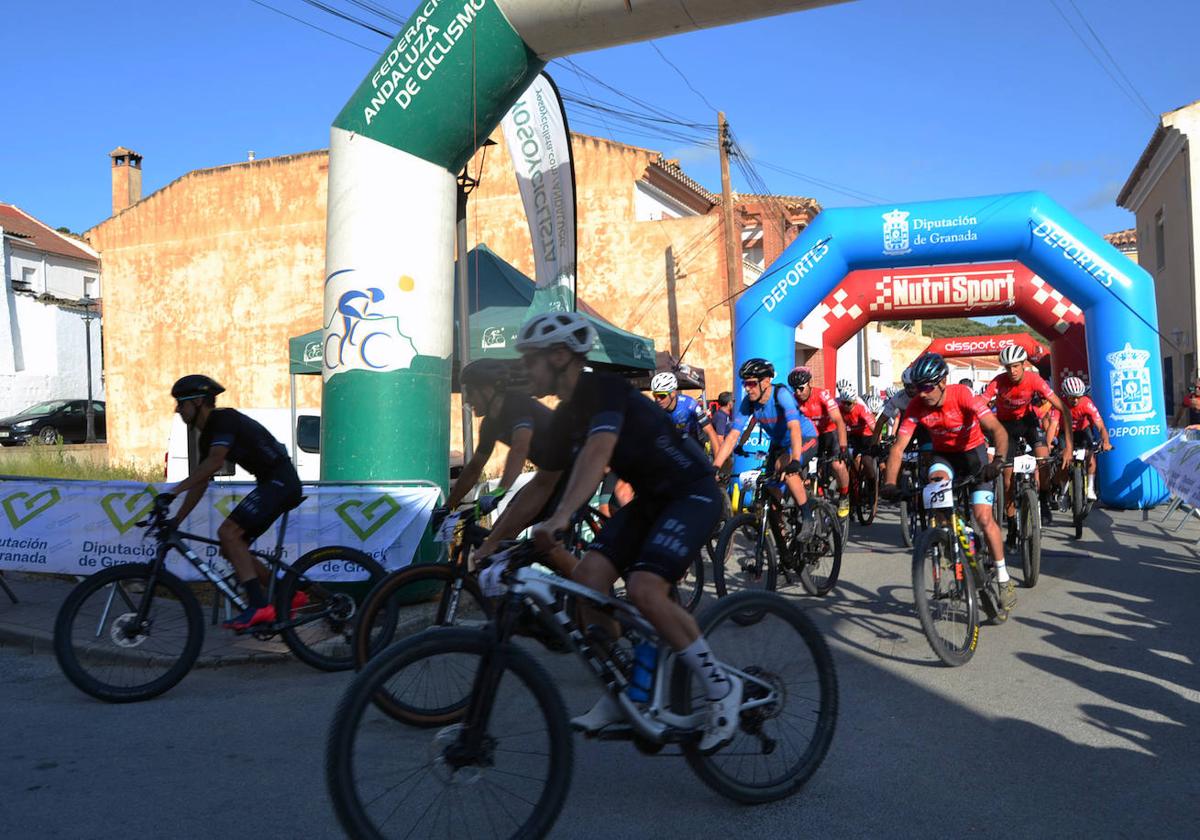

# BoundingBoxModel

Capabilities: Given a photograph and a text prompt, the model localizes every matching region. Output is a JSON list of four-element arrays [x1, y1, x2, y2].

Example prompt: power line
[[295, 0, 393, 37], [1065, 0, 1156, 119], [1048, 0, 1156, 121], [647, 41, 719, 113], [245, 0, 381, 52]]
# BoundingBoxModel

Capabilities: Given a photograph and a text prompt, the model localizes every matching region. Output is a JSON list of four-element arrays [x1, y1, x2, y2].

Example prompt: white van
[[166, 408, 321, 483]]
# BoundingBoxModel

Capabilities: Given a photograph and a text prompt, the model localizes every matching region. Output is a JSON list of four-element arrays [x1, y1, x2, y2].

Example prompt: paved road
[[2, 507, 1198, 838]]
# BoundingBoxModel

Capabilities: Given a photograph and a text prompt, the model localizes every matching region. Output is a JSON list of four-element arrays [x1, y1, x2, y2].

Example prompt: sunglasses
[[652, 392, 672, 400], [741, 378, 762, 388], [917, 382, 940, 394]]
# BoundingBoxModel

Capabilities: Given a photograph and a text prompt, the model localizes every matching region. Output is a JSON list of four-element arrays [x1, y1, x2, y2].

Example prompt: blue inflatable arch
[[734, 191, 1169, 509]]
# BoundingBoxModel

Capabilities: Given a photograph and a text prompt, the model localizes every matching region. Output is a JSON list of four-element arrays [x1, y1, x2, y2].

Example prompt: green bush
[[0, 442, 161, 483]]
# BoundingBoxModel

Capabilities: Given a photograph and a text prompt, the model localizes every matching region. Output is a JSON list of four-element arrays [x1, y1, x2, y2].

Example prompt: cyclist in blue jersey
[[712, 358, 819, 536], [650, 371, 720, 456]]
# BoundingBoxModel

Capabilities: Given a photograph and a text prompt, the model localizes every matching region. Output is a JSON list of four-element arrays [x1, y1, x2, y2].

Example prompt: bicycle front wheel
[[327, 628, 572, 840], [853, 460, 879, 526], [352, 563, 491, 670], [54, 563, 204, 703], [799, 500, 843, 597], [911, 528, 978, 667], [1019, 487, 1041, 588], [277, 546, 391, 672], [672, 591, 838, 804], [1071, 464, 1086, 539]]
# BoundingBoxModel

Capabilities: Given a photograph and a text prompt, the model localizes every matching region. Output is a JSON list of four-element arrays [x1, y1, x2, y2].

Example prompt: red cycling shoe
[[224, 604, 276, 631]]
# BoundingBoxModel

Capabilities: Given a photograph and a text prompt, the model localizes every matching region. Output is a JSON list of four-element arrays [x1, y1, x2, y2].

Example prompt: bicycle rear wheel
[[799, 500, 843, 597], [672, 591, 838, 804], [327, 627, 572, 840], [1019, 487, 1041, 588], [911, 528, 978, 667], [713, 513, 778, 626], [277, 546, 391, 672], [1071, 464, 1086, 540], [674, 553, 705, 613], [853, 460, 878, 526], [899, 498, 914, 548], [54, 563, 203, 703]]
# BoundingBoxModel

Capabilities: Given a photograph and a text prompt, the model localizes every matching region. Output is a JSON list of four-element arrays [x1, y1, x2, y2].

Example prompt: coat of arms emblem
[[883, 209, 911, 255], [481, 327, 507, 349], [1105, 342, 1155, 422]]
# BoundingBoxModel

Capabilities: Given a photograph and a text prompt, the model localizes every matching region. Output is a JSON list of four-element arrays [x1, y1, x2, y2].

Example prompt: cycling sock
[[839, 485, 849, 496], [994, 560, 1011, 584], [241, 578, 267, 609], [678, 637, 731, 701]]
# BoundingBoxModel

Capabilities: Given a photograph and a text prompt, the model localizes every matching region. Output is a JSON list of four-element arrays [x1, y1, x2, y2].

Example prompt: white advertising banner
[[1141, 433, 1200, 509], [500, 72, 576, 311], [0, 480, 439, 580]]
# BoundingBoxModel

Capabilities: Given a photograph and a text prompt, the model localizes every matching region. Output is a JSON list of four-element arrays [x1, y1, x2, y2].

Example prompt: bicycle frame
[[459, 562, 780, 749]]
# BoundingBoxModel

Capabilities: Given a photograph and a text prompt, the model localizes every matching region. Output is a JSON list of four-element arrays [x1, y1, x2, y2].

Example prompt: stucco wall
[[87, 152, 328, 467], [89, 136, 741, 471]]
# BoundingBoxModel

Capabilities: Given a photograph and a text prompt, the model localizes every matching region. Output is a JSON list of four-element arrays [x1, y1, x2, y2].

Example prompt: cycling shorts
[[1071, 431, 1095, 453], [1003, 414, 1046, 460], [926, 444, 994, 507], [818, 430, 842, 459], [914, 424, 933, 452], [228, 465, 303, 543], [847, 433, 870, 457], [587, 476, 724, 583]]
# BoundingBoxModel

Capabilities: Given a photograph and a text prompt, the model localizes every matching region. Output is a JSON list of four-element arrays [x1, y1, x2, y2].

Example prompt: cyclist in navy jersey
[[712, 358, 819, 535], [650, 371, 720, 456], [504, 311, 740, 754], [163, 375, 303, 630]]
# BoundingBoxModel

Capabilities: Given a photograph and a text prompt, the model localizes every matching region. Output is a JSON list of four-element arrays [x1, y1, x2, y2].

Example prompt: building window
[[870, 360, 881, 377], [84, 276, 98, 297], [1154, 208, 1165, 271], [18, 266, 36, 291]]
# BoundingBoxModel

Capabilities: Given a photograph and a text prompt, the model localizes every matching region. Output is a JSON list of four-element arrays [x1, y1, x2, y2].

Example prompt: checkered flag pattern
[[1029, 275, 1083, 334]]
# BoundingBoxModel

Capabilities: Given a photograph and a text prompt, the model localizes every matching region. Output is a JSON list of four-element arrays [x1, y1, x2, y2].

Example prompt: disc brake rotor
[[109, 612, 148, 648]]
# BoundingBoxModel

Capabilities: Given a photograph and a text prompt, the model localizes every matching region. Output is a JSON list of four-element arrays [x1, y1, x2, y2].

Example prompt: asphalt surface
[[1, 506, 1198, 839]]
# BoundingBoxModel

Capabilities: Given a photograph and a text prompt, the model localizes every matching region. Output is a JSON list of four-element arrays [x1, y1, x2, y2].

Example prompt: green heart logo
[[215, 495, 245, 518], [2, 488, 62, 529], [101, 485, 158, 535], [335, 494, 402, 540]]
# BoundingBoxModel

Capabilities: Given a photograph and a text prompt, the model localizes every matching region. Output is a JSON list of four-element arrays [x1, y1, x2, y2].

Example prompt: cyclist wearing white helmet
[[1059, 375, 1112, 500], [984, 344, 1072, 533], [836, 378, 878, 490], [510, 311, 740, 753], [650, 370, 720, 456]]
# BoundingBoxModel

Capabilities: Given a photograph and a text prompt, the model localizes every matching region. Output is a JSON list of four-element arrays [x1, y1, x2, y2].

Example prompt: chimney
[[110, 147, 143, 215]]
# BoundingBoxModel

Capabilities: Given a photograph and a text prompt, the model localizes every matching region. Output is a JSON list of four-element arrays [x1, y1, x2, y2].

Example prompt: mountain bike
[[326, 540, 839, 840], [895, 446, 926, 549], [1004, 453, 1047, 588], [1059, 445, 1098, 539], [54, 494, 393, 702], [810, 453, 850, 544], [713, 457, 842, 605], [910, 476, 1011, 667], [848, 446, 879, 526]]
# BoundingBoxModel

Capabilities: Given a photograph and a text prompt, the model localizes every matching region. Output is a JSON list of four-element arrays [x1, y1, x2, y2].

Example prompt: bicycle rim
[[327, 628, 571, 840], [675, 591, 838, 804], [911, 530, 977, 667], [714, 514, 777, 600]]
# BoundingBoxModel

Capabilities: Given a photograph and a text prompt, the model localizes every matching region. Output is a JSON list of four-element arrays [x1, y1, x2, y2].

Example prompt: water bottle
[[627, 641, 658, 703]]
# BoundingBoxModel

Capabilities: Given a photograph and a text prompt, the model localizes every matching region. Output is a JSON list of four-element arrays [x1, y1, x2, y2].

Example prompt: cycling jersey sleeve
[[982, 375, 1001, 402], [578, 373, 628, 438], [1084, 398, 1102, 425], [475, 415, 500, 458], [1030, 371, 1053, 398], [205, 410, 238, 452], [962, 387, 993, 421], [775, 385, 803, 426], [819, 389, 839, 416]]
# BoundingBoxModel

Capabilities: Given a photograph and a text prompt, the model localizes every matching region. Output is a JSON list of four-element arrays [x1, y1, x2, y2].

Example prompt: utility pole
[[719, 112, 741, 356]]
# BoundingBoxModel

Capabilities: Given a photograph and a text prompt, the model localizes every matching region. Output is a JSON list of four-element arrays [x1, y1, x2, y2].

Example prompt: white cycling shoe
[[571, 693, 626, 734], [698, 674, 744, 755]]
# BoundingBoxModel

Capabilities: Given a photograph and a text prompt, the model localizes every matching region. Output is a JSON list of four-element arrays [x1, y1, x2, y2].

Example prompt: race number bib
[[1073, 449, 1087, 462], [739, 469, 762, 486], [435, 511, 467, 542], [922, 479, 954, 510], [1012, 454, 1037, 475]]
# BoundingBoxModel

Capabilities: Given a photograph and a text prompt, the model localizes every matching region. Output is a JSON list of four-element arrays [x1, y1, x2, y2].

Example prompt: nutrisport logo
[[868, 268, 1016, 313]]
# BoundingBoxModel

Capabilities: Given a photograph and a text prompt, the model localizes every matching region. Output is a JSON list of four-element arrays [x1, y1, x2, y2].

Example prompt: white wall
[[0, 240, 104, 418], [633, 180, 700, 221], [835, 327, 894, 396]]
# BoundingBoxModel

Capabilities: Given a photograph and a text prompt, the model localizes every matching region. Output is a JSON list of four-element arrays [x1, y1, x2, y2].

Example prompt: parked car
[[0, 400, 106, 445]]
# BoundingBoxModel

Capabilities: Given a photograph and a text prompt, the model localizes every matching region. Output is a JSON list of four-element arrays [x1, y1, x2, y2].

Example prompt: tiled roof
[[0, 203, 99, 264], [649, 156, 715, 203], [1104, 228, 1136, 248]]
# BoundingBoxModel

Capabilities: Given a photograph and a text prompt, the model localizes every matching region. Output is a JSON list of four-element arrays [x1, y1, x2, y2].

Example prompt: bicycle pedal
[[576, 722, 633, 740]]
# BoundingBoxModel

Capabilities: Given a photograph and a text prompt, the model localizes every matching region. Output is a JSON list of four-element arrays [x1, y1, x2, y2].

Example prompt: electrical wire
[[1049, 0, 1156, 121], [245, 0, 381, 52]]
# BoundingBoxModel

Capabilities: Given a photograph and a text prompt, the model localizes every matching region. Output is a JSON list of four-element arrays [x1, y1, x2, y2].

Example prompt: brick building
[[86, 136, 818, 469]]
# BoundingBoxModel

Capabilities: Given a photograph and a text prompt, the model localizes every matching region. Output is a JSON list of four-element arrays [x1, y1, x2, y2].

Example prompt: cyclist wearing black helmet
[[880, 354, 1016, 611], [713, 358, 819, 536], [445, 359, 550, 514], [789, 366, 852, 521], [163, 374, 303, 630]]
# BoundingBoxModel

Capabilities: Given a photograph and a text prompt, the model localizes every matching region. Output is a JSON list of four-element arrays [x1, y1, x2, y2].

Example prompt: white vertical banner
[[500, 72, 577, 311]]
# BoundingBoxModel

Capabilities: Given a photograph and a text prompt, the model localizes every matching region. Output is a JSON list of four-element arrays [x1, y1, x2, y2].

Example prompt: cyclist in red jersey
[[984, 345, 1072, 535], [789, 366, 851, 521], [835, 379, 878, 486], [882, 353, 1015, 611], [1060, 376, 1112, 500]]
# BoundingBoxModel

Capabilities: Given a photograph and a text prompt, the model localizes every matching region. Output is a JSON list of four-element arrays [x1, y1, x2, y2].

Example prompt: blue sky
[[2, 0, 1196, 236]]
